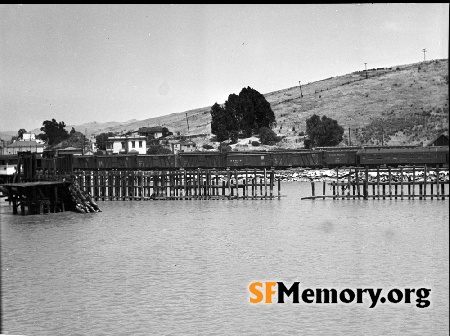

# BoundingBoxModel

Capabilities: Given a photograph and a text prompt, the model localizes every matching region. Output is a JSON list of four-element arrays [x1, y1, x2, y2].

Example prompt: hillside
[[13, 58, 449, 148]]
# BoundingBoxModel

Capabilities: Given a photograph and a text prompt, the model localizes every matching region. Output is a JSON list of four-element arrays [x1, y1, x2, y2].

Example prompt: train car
[[271, 150, 323, 168], [225, 152, 272, 168], [96, 155, 137, 170], [178, 152, 225, 169], [322, 149, 358, 167], [136, 154, 177, 170], [357, 146, 449, 167], [73, 155, 97, 170]]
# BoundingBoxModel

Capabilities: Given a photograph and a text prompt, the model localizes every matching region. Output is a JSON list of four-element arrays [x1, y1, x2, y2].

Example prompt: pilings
[[302, 166, 449, 200], [73, 169, 280, 201]]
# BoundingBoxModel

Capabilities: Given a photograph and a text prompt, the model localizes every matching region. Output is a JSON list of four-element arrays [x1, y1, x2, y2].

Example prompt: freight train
[[2, 146, 447, 175]]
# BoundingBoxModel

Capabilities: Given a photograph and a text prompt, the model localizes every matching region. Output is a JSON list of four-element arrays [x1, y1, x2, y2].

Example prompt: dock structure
[[0, 181, 72, 215], [73, 168, 281, 201], [302, 166, 449, 200]]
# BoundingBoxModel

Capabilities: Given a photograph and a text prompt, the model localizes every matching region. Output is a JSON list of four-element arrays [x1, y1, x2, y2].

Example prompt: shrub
[[251, 141, 260, 146], [202, 144, 214, 150]]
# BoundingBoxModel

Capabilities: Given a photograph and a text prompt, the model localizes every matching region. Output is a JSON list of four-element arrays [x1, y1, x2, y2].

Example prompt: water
[[1, 182, 448, 335]]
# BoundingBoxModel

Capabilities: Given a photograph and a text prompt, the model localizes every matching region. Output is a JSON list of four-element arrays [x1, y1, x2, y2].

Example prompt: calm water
[[1, 182, 448, 335]]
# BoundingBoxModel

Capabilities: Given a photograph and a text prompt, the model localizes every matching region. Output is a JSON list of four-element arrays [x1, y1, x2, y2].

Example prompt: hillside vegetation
[[30, 59, 449, 149]]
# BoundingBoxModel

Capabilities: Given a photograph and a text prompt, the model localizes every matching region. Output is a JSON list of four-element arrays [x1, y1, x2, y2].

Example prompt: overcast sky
[[0, 3, 448, 132]]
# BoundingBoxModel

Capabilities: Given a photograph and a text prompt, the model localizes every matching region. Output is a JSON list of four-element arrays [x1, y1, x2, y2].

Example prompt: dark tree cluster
[[305, 114, 344, 148], [95, 132, 116, 151], [38, 119, 70, 146], [210, 87, 276, 142]]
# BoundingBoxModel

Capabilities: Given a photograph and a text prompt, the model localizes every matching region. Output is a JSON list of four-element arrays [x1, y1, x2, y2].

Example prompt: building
[[427, 132, 449, 147], [106, 135, 147, 154], [138, 126, 164, 140], [170, 140, 197, 154], [5, 140, 45, 155]]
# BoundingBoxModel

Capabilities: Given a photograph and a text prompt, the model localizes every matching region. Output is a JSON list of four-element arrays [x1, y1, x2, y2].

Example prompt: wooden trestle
[[73, 169, 281, 201]]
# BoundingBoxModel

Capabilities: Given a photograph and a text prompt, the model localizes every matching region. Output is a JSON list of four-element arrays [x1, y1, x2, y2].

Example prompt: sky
[[0, 3, 448, 132]]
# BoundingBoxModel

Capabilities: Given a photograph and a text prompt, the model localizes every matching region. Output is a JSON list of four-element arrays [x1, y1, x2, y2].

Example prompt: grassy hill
[[18, 58, 449, 149]]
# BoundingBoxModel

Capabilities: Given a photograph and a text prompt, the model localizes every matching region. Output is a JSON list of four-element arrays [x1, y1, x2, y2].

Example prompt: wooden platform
[[0, 181, 72, 215]]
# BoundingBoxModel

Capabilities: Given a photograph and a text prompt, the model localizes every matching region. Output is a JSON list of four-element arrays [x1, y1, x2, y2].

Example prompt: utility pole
[[298, 81, 303, 97], [422, 48, 427, 62], [348, 127, 351, 146], [185, 113, 190, 134], [364, 63, 368, 79]]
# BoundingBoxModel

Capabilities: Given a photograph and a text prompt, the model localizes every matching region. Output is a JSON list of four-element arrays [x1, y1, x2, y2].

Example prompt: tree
[[70, 127, 76, 135], [147, 145, 172, 154], [162, 127, 173, 137], [210, 87, 276, 139], [259, 127, 280, 145], [305, 114, 344, 147], [18, 129, 27, 139], [95, 132, 116, 151], [40, 119, 70, 146]]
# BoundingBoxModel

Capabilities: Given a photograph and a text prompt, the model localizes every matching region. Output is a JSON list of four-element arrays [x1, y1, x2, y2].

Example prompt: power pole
[[185, 113, 190, 134], [422, 48, 427, 62], [364, 63, 368, 79], [298, 81, 303, 97], [348, 127, 351, 146]]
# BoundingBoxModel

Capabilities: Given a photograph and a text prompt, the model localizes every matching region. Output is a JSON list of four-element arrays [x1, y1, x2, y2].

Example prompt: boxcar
[[178, 152, 225, 169], [225, 152, 272, 168], [271, 151, 323, 168], [322, 149, 358, 167], [73, 155, 97, 170], [96, 155, 137, 170], [357, 147, 449, 167], [136, 154, 177, 170]]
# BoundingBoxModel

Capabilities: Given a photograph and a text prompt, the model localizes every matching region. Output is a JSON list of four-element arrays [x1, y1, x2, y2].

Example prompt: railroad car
[[271, 150, 323, 168], [357, 146, 449, 167], [96, 155, 137, 170], [136, 154, 177, 170], [73, 155, 97, 170], [322, 149, 358, 167], [225, 152, 272, 168], [178, 152, 225, 169]]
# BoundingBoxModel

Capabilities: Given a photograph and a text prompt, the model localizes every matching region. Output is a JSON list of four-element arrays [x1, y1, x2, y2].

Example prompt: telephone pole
[[364, 63, 368, 79], [298, 81, 303, 97], [185, 113, 190, 134], [422, 48, 427, 62]]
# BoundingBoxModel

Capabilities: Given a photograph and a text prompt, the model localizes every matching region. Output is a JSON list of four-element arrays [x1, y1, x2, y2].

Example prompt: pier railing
[[302, 166, 449, 200], [73, 169, 281, 201]]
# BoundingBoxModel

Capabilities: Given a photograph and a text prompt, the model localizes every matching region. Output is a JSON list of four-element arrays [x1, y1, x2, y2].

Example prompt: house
[[138, 126, 164, 140], [5, 140, 45, 155], [170, 140, 197, 154], [106, 135, 147, 154], [427, 132, 449, 147]]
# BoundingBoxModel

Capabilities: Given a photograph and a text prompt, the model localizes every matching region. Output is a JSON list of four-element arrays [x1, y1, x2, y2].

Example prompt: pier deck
[[1, 181, 72, 215]]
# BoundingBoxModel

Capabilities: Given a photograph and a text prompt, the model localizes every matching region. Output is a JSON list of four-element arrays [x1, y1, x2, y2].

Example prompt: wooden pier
[[302, 166, 449, 200], [73, 168, 281, 201], [1, 181, 72, 215]]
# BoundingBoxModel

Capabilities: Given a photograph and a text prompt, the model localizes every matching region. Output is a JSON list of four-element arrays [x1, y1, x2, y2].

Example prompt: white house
[[169, 140, 197, 154], [106, 135, 147, 154], [5, 140, 45, 155]]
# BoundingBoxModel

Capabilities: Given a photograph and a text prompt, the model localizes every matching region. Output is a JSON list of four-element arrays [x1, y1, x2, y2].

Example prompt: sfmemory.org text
[[249, 282, 431, 308]]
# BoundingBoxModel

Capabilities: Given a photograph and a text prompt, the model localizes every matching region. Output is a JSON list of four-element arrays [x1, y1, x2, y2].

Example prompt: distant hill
[[4, 59, 448, 147]]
